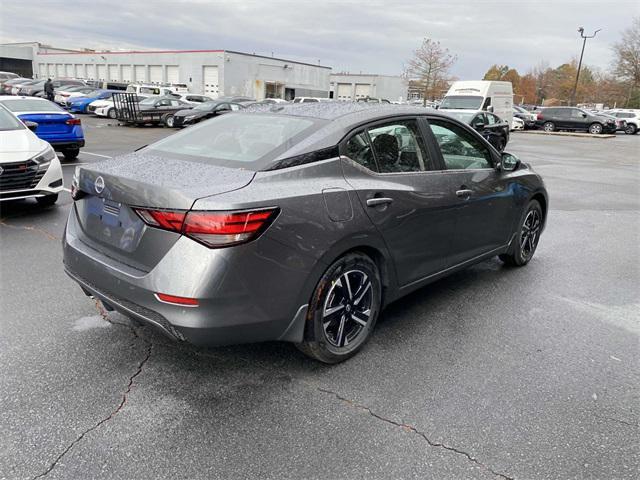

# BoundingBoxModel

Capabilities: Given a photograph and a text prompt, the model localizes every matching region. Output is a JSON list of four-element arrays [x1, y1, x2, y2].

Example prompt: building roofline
[[330, 73, 403, 78], [35, 48, 332, 69]]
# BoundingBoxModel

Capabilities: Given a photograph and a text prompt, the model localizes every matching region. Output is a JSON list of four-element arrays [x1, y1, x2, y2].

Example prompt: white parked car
[[91, 94, 153, 118], [170, 93, 213, 105], [54, 86, 95, 105], [0, 105, 63, 206], [511, 116, 525, 131], [606, 109, 640, 135]]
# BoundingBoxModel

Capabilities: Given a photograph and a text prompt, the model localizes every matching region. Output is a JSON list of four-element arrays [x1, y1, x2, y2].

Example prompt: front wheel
[[108, 108, 117, 119], [164, 114, 175, 128], [62, 148, 79, 160], [624, 124, 637, 135], [297, 252, 382, 363], [588, 123, 603, 134], [543, 122, 555, 132], [499, 200, 543, 267]]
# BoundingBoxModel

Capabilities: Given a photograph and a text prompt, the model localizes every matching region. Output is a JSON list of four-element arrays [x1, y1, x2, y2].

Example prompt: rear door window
[[367, 119, 432, 173], [428, 119, 493, 170]]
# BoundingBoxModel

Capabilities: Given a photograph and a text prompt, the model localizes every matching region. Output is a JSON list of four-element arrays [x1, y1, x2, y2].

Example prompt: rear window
[[144, 113, 319, 170], [0, 98, 65, 112]]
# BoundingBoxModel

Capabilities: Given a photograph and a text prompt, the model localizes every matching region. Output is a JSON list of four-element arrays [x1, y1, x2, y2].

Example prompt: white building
[[1, 43, 331, 100], [330, 73, 407, 102]]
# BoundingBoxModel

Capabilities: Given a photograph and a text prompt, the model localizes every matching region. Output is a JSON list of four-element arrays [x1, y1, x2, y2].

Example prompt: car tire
[[62, 148, 80, 160], [164, 114, 175, 128], [108, 108, 117, 119], [624, 124, 637, 135], [297, 252, 382, 363], [499, 199, 543, 267], [543, 122, 555, 132], [588, 123, 603, 135], [36, 194, 58, 207]]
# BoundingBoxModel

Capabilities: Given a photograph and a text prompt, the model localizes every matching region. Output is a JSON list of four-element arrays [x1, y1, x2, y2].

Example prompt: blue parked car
[[0, 96, 85, 160], [67, 90, 119, 114]]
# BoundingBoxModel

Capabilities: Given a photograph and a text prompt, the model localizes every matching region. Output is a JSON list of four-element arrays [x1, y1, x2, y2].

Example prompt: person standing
[[44, 78, 54, 102]]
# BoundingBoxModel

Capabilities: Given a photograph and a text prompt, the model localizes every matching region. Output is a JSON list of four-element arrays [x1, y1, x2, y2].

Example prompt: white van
[[439, 81, 513, 127], [125, 83, 188, 96]]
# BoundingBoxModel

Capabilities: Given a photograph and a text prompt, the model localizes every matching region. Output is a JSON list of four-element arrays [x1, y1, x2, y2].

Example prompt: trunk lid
[[73, 152, 255, 271], [18, 113, 75, 136]]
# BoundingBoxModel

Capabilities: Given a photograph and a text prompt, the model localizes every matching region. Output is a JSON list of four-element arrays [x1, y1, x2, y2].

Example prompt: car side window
[[486, 113, 498, 125], [157, 99, 171, 106], [367, 119, 432, 173], [471, 114, 486, 128], [229, 104, 241, 111], [428, 119, 493, 170], [571, 109, 586, 119], [345, 132, 377, 171], [216, 103, 231, 111]]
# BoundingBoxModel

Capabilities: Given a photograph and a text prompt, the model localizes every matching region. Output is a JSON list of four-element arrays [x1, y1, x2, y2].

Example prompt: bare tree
[[612, 17, 640, 106], [403, 38, 456, 104]]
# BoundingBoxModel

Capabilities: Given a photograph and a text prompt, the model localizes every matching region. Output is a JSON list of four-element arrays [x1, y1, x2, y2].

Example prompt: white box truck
[[439, 81, 514, 127]]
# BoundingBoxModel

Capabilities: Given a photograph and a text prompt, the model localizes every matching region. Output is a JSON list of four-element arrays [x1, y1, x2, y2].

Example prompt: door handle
[[366, 197, 394, 207], [456, 189, 473, 198]]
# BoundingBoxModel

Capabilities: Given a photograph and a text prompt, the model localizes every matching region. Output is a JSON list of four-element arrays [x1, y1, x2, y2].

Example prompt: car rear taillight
[[133, 207, 279, 248], [536, 113, 543, 120], [66, 118, 81, 125]]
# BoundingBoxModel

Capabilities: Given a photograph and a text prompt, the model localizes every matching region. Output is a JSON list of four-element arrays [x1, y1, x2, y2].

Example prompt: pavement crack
[[31, 306, 152, 479], [0, 219, 59, 240], [318, 387, 514, 480]]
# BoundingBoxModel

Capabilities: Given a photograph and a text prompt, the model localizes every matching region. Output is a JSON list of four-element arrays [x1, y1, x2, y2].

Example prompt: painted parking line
[[61, 163, 88, 167], [82, 151, 113, 159], [62, 188, 71, 193]]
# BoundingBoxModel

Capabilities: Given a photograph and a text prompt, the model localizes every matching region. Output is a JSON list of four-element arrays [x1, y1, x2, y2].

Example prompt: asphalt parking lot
[[1, 116, 638, 480]]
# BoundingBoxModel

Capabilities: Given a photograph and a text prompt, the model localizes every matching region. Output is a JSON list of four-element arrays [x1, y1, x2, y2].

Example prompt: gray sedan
[[63, 103, 548, 363]]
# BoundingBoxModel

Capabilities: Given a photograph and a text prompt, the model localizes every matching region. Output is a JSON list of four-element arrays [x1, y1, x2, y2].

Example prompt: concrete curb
[[516, 130, 617, 139]]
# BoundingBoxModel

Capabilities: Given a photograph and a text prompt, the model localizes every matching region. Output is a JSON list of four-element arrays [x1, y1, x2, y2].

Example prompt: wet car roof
[[244, 102, 434, 121]]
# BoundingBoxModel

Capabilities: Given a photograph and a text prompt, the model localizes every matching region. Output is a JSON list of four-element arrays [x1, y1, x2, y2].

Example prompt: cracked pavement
[[1, 117, 638, 479]]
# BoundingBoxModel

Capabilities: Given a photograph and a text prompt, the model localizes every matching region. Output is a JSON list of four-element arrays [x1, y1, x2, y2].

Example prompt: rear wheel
[[499, 199, 543, 267], [588, 123, 603, 134], [62, 148, 79, 160], [36, 194, 58, 207], [164, 114, 175, 128], [624, 124, 637, 135], [108, 108, 117, 119], [543, 122, 555, 132], [297, 252, 381, 363]]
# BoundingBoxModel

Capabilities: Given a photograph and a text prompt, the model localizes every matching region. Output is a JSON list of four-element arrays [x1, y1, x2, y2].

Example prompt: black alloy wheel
[[499, 199, 543, 266]]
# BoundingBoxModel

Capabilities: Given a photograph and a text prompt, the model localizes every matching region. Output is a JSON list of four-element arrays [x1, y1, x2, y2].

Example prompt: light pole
[[570, 27, 601, 106]]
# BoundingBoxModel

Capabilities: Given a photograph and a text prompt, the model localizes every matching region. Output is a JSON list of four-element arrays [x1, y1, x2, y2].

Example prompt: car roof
[[0, 96, 69, 113]]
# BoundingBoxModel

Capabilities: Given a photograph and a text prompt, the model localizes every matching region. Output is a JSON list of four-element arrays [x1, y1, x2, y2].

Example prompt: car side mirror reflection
[[24, 121, 38, 132], [473, 122, 485, 130], [500, 152, 520, 171]]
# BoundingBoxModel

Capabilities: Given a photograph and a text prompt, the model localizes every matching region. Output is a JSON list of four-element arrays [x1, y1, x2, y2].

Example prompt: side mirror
[[581, 113, 587, 118], [500, 152, 520, 171], [473, 122, 486, 130], [487, 105, 494, 113], [24, 121, 38, 132]]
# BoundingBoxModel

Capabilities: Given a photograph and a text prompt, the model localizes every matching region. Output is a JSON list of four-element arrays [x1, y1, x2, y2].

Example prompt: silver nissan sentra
[[63, 103, 547, 363]]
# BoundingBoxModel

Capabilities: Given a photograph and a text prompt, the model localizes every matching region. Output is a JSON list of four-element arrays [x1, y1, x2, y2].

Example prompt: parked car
[[356, 97, 391, 104], [511, 117, 525, 131], [2, 77, 33, 95], [0, 71, 19, 82], [130, 95, 192, 127], [12, 79, 41, 95], [0, 96, 85, 160], [444, 111, 510, 151], [0, 104, 63, 206], [593, 112, 626, 132], [606, 109, 640, 134], [54, 86, 96, 105], [256, 98, 289, 104], [513, 105, 536, 128], [171, 100, 245, 127], [67, 90, 121, 113], [292, 97, 330, 103], [63, 103, 547, 363], [170, 93, 214, 105], [125, 83, 187, 96], [535, 107, 617, 134], [35, 79, 87, 98], [92, 94, 152, 119]]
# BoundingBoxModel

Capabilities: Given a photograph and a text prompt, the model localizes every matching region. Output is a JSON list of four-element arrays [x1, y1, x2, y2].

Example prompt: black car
[[513, 105, 536, 129], [445, 111, 510, 151], [535, 107, 617, 134], [171, 100, 245, 128], [136, 96, 192, 127]]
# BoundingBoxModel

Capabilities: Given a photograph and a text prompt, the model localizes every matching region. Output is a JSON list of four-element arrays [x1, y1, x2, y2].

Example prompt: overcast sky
[[1, 1, 638, 78]]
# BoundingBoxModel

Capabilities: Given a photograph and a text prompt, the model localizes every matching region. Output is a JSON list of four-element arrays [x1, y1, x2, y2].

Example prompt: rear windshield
[[0, 98, 65, 112], [144, 113, 320, 170], [440, 95, 483, 110], [0, 106, 24, 131]]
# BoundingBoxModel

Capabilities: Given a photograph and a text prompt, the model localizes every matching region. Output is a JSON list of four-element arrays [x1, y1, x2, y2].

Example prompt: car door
[[340, 117, 458, 287], [426, 117, 517, 266], [570, 108, 589, 131]]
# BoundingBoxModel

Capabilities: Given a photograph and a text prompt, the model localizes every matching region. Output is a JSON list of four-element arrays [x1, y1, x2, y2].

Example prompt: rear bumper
[[62, 207, 315, 346], [48, 139, 85, 150]]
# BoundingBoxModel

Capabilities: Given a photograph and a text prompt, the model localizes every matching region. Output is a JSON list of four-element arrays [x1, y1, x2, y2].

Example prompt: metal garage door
[[166, 65, 179, 85], [65, 64, 73, 77], [86, 64, 95, 80], [134, 65, 145, 82], [121, 65, 132, 83], [56, 64, 64, 78], [355, 84, 370, 99], [97, 64, 106, 81], [203, 66, 219, 98], [149, 65, 162, 84], [39, 64, 47, 78], [75, 64, 84, 79], [108, 65, 119, 81], [337, 83, 352, 101]]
